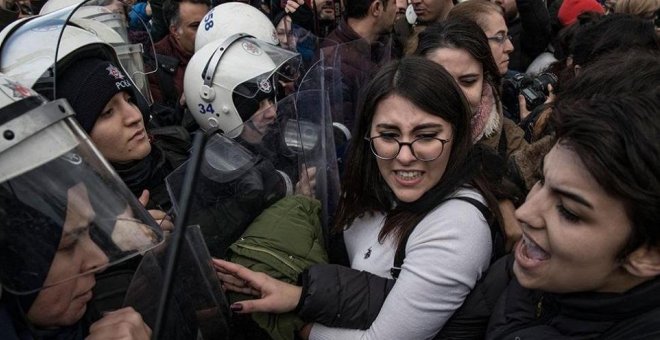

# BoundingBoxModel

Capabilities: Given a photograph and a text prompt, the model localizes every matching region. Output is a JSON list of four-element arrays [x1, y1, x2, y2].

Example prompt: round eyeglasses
[[365, 135, 450, 162]]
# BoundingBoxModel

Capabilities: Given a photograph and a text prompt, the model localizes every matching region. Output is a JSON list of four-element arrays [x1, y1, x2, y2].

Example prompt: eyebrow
[[458, 74, 480, 79], [374, 123, 445, 132], [541, 157, 594, 210], [64, 226, 90, 238], [552, 187, 594, 209]]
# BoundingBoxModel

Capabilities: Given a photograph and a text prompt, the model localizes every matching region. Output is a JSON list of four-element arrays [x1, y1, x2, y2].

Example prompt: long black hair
[[333, 56, 501, 248]]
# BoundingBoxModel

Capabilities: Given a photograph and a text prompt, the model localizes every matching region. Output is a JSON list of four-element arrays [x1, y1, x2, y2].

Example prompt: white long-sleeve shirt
[[310, 187, 492, 340]]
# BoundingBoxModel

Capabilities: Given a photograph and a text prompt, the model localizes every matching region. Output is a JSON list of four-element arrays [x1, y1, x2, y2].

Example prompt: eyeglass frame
[[487, 33, 513, 45], [364, 134, 451, 162]]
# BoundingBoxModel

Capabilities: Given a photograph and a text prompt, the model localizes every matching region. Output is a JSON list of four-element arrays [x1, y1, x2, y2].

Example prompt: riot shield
[[318, 36, 392, 131], [0, 77, 163, 295], [288, 60, 341, 233], [123, 225, 230, 340], [165, 94, 307, 258]]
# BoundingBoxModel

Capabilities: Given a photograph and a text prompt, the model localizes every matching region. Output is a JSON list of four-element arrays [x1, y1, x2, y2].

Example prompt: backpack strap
[[390, 196, 496, 279]]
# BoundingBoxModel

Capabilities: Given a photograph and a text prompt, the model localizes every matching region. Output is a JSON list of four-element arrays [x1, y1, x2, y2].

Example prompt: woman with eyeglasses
[[213, 57, 504, 339], [448, 1, 514, 76]]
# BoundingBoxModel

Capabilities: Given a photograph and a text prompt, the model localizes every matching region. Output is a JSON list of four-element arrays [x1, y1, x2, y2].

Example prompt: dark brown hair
[[333, 56, 500, 248]]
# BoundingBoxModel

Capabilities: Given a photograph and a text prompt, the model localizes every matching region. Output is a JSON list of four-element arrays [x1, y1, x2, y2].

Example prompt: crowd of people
[[0, 0, 658, 339]]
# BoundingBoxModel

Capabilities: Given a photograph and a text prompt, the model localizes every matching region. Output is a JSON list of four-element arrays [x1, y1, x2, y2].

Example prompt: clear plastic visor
[[0, 117, 163, 295]]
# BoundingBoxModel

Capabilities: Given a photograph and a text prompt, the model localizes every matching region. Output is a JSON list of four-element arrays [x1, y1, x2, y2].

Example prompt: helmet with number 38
[[194, 2, 279, 52]]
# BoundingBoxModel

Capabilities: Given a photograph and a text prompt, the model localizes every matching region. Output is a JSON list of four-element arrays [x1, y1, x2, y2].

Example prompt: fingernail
[[230, 303, 243, 312]]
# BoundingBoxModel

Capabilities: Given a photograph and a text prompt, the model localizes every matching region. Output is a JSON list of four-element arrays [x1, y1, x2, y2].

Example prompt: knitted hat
[[558, 0, 604, 26], [56, 58, 135, 133]]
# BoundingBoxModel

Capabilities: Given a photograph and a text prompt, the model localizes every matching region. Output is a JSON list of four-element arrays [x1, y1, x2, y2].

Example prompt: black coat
[[507, 0, 552, 72], [487, 275, 660, 339], [296, 248, 513, 339]]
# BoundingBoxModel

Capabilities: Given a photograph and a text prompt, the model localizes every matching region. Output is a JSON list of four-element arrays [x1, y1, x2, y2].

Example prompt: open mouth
[[518, 232, 550, 263]]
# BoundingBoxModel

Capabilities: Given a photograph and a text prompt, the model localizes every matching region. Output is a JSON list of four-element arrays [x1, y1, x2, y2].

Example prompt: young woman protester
[[487, 64, 660, 338], [214, 56, 505, 339]]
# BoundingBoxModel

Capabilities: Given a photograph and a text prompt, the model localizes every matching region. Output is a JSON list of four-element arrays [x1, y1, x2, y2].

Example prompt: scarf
[[112, 145, 169, 199], [471, 83, 501, 144]]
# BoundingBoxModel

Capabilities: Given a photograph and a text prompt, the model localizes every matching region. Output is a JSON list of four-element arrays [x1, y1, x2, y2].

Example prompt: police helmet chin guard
[[195, 2, 279, 52], [184, 34, 301, 138], [0, 73, 163, 295]]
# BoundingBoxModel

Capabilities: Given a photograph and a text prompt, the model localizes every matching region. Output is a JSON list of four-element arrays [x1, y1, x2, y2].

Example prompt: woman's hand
[[295, 166, 317, 197], [212, 258, 302, 314], [86, 307, 151, 340], [139, 190, 174, 232]]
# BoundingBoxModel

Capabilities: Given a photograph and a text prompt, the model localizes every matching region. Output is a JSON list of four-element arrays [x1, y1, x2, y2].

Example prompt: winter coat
[[487, 275, 660, 339], [295, 197, 511, 340], [229, 195, 328, 340], [147, 35, 192, 107], [296, 255, 512, 339]]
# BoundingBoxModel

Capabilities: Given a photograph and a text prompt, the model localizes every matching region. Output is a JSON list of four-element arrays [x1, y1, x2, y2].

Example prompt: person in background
[[147, 0, 211, 113], [449, 1, 514, 77], [415, 19, 533, 250], [557, 0, 604, 27], [490, 0, 551, 72], [320, 0, 398, 131], [402, 0, 453, 54], [614, 0, 659, 26]]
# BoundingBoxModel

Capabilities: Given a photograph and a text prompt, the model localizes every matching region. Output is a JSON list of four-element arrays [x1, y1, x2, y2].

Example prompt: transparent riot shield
[[318, 37, 392, 131], [286, 61, 341, 233], [0, 80, 163, 295], [0, 0, 156, 104], [165, 98, 305, 258], [123, 225, 230, 340]]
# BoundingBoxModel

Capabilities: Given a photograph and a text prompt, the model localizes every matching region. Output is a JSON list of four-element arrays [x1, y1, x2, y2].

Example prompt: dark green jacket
[[229, 195, 328, 340]]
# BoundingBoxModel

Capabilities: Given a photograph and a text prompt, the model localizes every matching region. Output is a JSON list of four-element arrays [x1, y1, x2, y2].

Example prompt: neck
[[347, 17, 379, 43], [597, 269, 654, 294]]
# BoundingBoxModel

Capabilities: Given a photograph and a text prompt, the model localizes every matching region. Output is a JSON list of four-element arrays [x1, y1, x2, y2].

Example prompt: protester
[[487, 74, 660, 339], [147, 0, 211, 111], [489, 0, 551, 72], [415, 19, 533, 249], [320, 0, 397, 131], [449, 1, 514, 76], [214, 56, 504, 339]]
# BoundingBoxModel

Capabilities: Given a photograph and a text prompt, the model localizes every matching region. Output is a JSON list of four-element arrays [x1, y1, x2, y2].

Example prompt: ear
[[169, 24, 178, 37], [565, 56, 573, 68], [573, 64, 581, 76], [623, 246, 660, 278], [371, 0, 383, 16]]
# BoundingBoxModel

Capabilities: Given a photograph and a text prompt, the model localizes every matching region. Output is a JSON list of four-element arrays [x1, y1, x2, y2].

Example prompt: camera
[[504, 72, 558, 111]]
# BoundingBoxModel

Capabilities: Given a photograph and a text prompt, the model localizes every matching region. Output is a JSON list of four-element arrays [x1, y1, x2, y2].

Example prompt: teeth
[[396, 171, 422, 180]]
